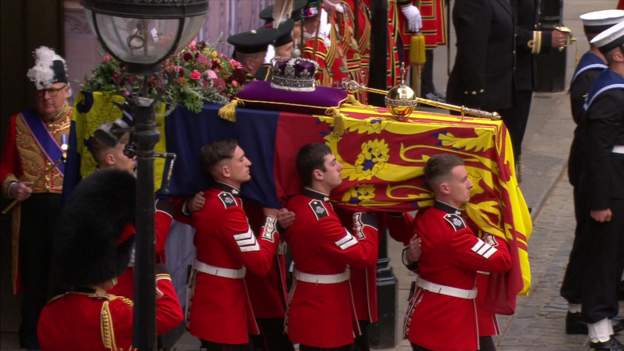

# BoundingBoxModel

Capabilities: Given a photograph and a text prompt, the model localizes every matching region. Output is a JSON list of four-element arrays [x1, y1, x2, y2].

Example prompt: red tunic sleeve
[[155, 273, 184, 334], [220, 206, 279, 276], [316, 209, 378, 268]]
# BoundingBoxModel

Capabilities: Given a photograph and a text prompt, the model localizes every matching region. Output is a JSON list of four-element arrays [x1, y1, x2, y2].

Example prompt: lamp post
[[368, 1, 398, 348], [368, 0, 388, 107], [80, 1, 208, 349]]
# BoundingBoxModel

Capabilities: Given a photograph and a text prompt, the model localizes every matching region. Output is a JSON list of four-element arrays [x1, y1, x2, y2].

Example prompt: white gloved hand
[[401, 4, 422, 33], [323, 0, 345, 13], [264, 44, 276, 64]]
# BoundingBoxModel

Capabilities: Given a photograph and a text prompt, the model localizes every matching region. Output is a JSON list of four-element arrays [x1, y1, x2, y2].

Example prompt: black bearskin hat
[[54, 169, 136, 288]]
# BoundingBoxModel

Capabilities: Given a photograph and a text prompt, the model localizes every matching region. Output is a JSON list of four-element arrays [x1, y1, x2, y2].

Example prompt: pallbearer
[[285, 143, 379, 351]]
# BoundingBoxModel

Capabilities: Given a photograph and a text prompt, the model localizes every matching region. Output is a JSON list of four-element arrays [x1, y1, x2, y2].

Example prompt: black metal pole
[[369, 228, 398, 348], [132, 79, 159, 350], [367, 1, 397, 347], [368, 0, 388, 107]]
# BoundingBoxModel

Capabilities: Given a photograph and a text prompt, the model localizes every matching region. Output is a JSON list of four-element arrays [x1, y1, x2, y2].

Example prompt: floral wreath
[[82, 40, 249, 113]]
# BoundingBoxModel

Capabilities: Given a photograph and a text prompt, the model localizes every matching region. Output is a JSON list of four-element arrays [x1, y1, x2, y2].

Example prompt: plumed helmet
[[53, 169, 136, 288], [26, 46, 68, 90]]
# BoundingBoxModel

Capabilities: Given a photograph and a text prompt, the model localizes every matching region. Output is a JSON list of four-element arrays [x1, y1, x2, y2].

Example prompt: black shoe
[[566, 311, 588, 334], [423, 91, 446, 102], [590, 337, 624, 350]]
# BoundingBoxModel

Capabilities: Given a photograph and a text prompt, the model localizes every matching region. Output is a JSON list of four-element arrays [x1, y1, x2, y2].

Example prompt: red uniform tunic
[[0, 109, 71, 293], [419, 0, 447, 48], [243, 201, 289, 320], [0, 110, 70, 195], [476, 271, 499, 337], [187, 183, 279, 345], [38, 274, 183, 351], [405, 201, 511, 351], [285, 188, 378, 348], [336, 210, 382, 324], [108, 209, 173, 299], [342, 0, 372, 84], [302, 36, 348, 87]]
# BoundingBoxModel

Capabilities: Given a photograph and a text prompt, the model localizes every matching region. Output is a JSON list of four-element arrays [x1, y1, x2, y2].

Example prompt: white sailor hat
[[581, 10, 624, 34], [26, 46, 68, 90], [591, 20, 624, 54]]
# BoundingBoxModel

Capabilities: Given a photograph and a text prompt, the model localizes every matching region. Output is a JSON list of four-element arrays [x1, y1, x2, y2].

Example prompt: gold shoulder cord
[[100, 301, 118, 351]]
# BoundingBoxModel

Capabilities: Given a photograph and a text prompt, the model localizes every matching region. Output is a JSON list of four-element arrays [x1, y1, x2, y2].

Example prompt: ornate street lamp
[[80, 1, 208, 349], [368, 1, 398, 348]]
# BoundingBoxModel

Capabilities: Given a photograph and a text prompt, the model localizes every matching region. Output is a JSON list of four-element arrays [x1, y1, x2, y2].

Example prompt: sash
[[571, 51, 607, 84], [20, 110, 65, 176], [584, 69, 624, 111]]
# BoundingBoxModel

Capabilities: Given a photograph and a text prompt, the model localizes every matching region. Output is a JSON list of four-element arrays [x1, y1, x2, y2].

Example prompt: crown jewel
[[270, 57, 318, 92]]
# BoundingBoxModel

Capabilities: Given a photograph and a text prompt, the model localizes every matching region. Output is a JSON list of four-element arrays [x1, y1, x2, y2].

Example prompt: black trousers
[[498, 89, 533, 162], [582, 198, 624, 323], [411, 344, 431, 351], [421, 49, 436, 95], [250, 318, 294, 351], [560, 186, 590, 304], [353, 320, 370, 351], [479, 336, 496, 351], [200, 340, 250, 351], [300, 345, 353, 351], [19, 193, 62, 348]]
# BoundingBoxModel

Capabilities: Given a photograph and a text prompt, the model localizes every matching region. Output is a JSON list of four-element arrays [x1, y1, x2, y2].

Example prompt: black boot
[[590, 337, 624, 351], [566, 311, 588, 335]]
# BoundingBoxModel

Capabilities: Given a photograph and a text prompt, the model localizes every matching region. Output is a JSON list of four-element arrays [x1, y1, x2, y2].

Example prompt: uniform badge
[[308, 200, 328, 220], [443, 213, 466, 231], [218, 192, 237, 208]]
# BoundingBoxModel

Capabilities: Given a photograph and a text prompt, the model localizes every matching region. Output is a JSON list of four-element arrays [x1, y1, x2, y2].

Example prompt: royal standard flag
[[164, 102, 532, 313]]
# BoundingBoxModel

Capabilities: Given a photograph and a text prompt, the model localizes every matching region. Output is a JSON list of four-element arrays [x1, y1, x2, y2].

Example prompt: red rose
[[190, 70, 201, 81]]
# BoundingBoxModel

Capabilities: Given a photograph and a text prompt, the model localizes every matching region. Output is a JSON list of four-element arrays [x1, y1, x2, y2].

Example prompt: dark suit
[[255, 64, 272, 81], [498, 0, 552, 161], [446, 0, 514, 112], [581, 84, 624, 324]]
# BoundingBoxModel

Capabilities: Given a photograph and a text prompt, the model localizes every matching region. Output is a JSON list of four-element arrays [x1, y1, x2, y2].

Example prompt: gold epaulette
[[107, 294, 134, 306]]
